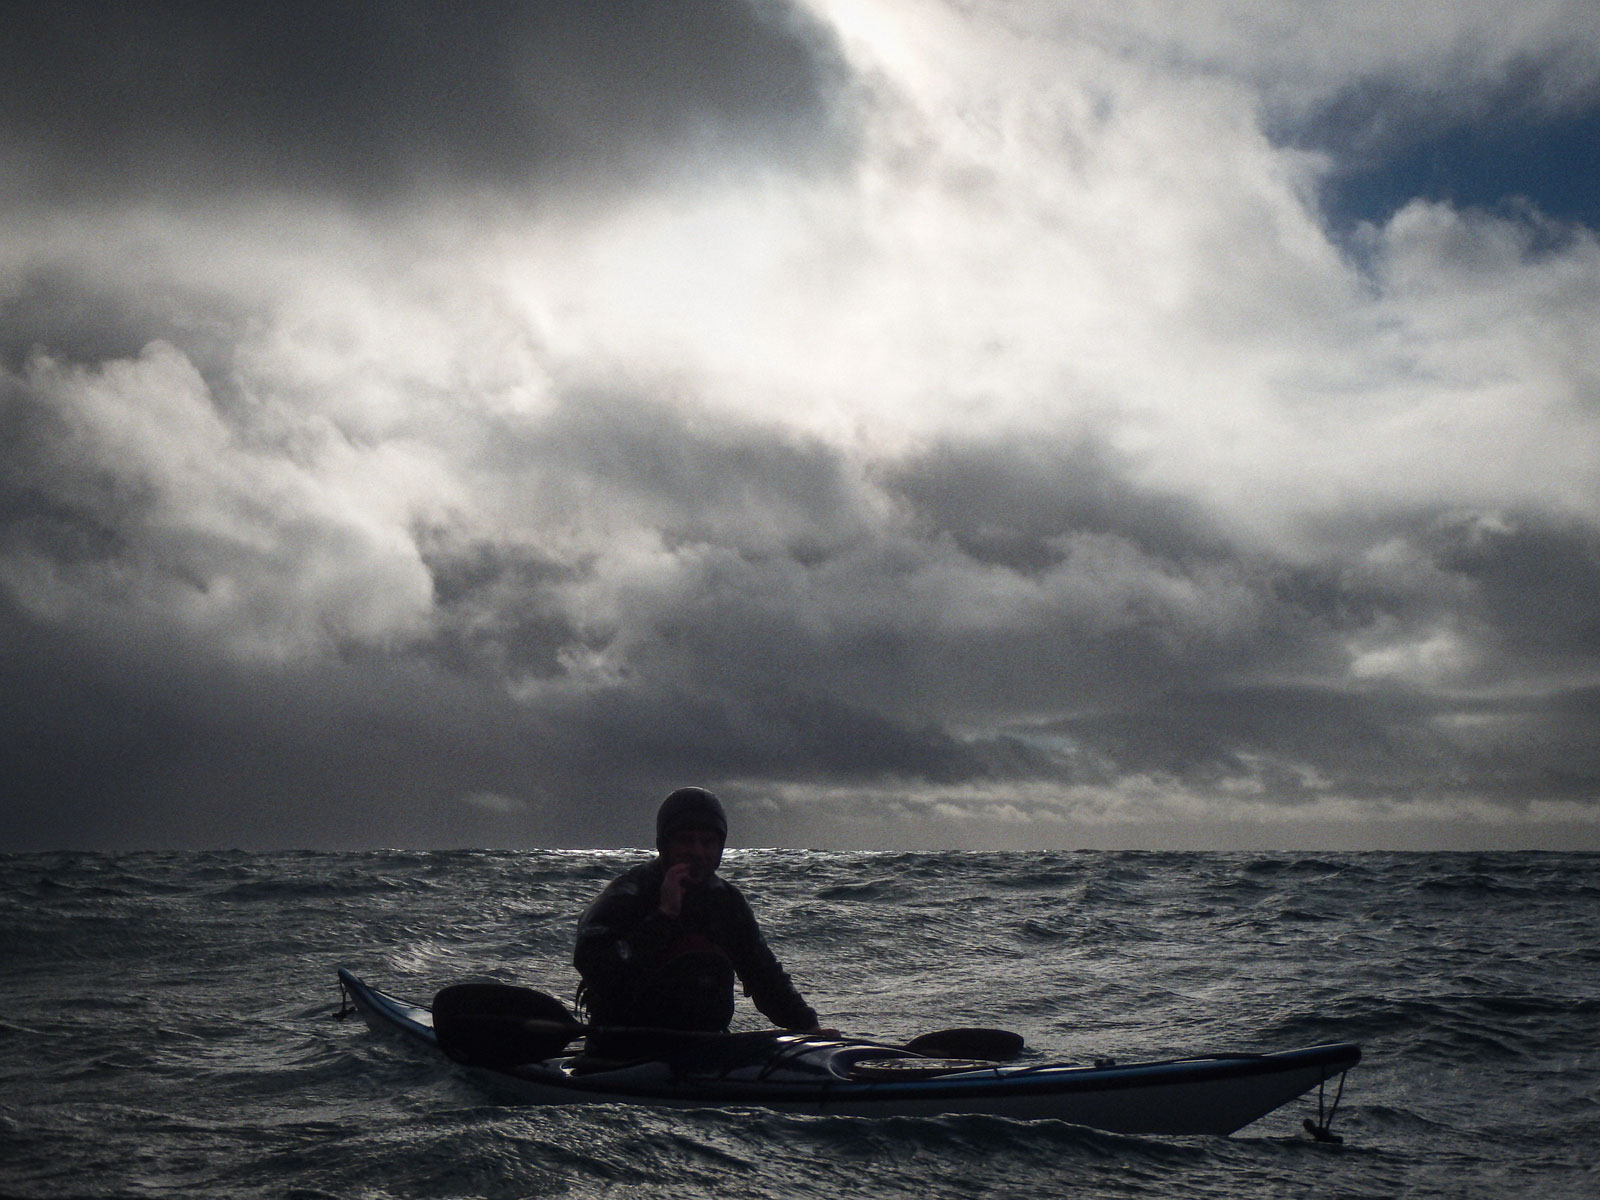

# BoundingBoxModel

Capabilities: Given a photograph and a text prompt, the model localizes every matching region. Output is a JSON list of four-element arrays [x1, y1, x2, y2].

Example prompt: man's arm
[[721, 886, 820, 1031], [573, 868, 677, 1005]]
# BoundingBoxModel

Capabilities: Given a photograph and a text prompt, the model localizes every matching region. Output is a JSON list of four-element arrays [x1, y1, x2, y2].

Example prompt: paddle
[[432, 983, 1025, 1068], [490, 1016, 1024, 1064]]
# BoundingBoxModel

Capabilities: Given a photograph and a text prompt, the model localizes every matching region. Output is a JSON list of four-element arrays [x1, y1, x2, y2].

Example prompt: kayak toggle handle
[[1303, 1069, 1348, 1143], [334, 977, 355, 1021]]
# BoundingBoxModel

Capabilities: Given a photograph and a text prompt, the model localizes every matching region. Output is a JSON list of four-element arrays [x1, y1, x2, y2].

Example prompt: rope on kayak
[[1303, 1069, 1348, 1144], [334, 977, 354, 1020]]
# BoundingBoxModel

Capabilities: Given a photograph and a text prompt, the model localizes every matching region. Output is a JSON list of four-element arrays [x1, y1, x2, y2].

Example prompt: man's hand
[[659, 862, 693, 917]]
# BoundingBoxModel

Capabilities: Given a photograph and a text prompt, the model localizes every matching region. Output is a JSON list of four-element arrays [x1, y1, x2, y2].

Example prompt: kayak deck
[[336, 968, 1358, 1135]]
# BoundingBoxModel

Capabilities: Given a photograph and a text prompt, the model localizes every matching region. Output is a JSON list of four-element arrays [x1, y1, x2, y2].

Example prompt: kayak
[[336, 968, 1358, 1136]]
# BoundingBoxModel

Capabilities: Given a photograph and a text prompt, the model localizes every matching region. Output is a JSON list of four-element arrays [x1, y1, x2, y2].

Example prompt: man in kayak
[[573, 787, 826, 1034]]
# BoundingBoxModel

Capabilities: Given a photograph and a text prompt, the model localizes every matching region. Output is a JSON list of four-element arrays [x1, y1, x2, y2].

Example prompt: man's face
[[662, 827, 724, 885]]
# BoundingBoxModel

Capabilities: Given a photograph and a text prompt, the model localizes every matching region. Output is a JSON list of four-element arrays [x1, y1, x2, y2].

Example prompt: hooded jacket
[[573, 858, 818, 1032]]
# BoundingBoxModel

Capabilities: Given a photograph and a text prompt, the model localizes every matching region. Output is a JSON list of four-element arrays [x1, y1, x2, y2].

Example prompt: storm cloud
[[2, 1, 1598, 851], [1, 0, 848, 204]]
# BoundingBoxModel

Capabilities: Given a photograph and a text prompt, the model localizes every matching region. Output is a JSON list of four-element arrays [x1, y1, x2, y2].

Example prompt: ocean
[[2, 849, 1596, 1198]]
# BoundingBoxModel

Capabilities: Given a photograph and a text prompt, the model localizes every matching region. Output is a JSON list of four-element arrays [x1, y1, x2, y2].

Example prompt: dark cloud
[[0, 0, 850, 205], [883, 434, 1234, 573], [1029, 681, 1600, 808], [418, 531, 585, 680], [0, 369, 129, 569], [0, 592, 539, 850], [1277, 44, 1600, 165], [532, 388, 872, 552], [1425, 512, 1600, 661], [0, 586, 991, 852], [0, 269, 190, 373]]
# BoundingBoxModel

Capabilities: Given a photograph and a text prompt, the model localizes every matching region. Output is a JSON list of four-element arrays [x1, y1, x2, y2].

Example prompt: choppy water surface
[[2, 850, 1596, 1198]]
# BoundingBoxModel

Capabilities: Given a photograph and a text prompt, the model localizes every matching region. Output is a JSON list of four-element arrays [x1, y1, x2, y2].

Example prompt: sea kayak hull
[[336, 968, 1358, 1135]]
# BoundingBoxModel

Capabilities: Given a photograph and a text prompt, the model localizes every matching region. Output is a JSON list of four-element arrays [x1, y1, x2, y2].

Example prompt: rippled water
[[3, 850, 1596, 1198]]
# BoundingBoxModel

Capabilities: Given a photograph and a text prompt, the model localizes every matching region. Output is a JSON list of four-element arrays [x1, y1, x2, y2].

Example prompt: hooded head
[[655, 787, 728, 852]]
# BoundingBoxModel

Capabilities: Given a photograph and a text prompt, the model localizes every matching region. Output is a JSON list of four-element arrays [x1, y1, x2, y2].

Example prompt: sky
[[2, 0, 1598, 853]]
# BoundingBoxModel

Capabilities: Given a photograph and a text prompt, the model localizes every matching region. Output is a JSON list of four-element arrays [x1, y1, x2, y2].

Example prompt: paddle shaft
[[522, 1017, 772, 1042], [521, 1018, 1024, 1060], [430, 983, 1024, 1063]]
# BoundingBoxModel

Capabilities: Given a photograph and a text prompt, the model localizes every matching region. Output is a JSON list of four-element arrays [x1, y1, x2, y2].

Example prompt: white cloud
[[4, 340, 440, 658], [459, 790, 534, 816], [1349, 622, 1478, 687], [1018, 0, 1600, 123]]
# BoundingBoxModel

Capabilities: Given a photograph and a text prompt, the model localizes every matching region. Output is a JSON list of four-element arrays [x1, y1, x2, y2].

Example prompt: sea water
[[2, 850, 1596, 1198]]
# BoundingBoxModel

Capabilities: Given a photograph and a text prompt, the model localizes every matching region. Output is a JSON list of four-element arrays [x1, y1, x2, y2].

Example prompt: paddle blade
[[903, 1027, 1025, 1060], [433, 982, 580, 1066]]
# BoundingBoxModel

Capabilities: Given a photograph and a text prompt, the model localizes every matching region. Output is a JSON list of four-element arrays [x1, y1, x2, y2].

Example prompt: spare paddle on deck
[[432, 982, 1025, 1068]]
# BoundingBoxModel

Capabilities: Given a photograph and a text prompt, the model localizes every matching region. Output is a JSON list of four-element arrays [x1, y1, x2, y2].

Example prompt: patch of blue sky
[[1320, 106, 1600, 232]]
